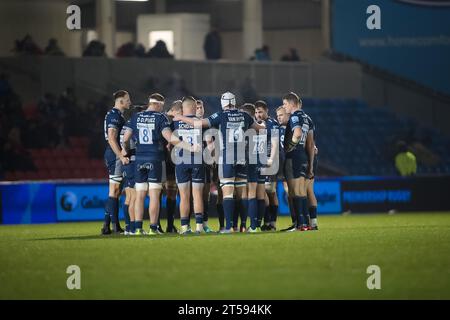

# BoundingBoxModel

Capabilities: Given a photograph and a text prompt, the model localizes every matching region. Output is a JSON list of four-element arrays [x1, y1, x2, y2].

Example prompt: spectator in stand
[[3, 127, 35, 171], [44, 38, 65, 56], [116, 42, 136, 58], [251, 45, 271, 61], [281, 48, 301, 62], [395, 141, 417, 177], [12, 34, 43, 55], [203, 28, 222, 60], [147, 40, 173, 59], [83, 40, 107, 57]]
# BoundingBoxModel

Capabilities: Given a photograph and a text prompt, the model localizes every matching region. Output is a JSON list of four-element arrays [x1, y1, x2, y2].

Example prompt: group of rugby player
[[101, 90, 318, 235]]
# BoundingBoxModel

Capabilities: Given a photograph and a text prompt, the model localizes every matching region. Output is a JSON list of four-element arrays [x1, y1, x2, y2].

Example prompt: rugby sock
[[123, 204, 130, 232], [181, 217, 190, 233], [263, 205, 271, 226], [301, 197, 309, 226], [248, 198, 258, 229], [240, 199, 248, 228], [130, 221, 136, 233], [203, 199, 209, 222], [233, 201, 240, 229], [135, 220, 143, 230], [103, 212, 111, 229], [270, 205, 278, 226], [293, 196, 306, 228], [223, 198, 234, 230], [166, 198, 176, 230], [195, 214, 204, 232], [257, 200, 266, 228], [309, 206, 318, 227], [181, 217, 190, 227], [217, 203, 224, 229], [106, 197, 118, 225], [288, 197, 296, 224]]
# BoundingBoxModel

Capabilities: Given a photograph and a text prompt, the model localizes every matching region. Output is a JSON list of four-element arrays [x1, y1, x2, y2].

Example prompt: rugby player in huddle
[[101, 90, 319, 235]]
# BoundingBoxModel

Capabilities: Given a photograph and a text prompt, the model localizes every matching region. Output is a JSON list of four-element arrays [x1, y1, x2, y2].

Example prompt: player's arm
[[162, 128, 201, 153], [108, 127, 129, 165], [122, 129, 132, 156], [250, 122, 265, 132], [286, 127, 303, 153], [268, 134, 279, 166], [306, 130, 315, 178], [173, 115, 209, 128]]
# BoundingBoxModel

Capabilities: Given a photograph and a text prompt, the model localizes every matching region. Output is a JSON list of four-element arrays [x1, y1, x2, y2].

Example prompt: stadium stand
[[2, 89, 450, 180]]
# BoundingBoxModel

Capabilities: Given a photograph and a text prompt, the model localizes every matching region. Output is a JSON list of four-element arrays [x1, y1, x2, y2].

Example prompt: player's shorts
[[176, 164, 205, 184], [123, 161, 135, 188], [284, 157, 308, 180], [204, 164, 212, 184], [247, 164, 266, 184], [307, 156, 318, 180], [135, 159, 166, 184], [104, 149, 123, 183], [218, 163, 247, 181]]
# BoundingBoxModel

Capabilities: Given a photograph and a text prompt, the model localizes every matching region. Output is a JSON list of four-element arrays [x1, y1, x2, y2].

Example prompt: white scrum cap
[[220, 91, 236, 109]]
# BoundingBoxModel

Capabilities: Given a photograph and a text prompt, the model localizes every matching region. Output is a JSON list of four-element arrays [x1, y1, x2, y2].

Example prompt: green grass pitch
[[1, 213, 449, 299]]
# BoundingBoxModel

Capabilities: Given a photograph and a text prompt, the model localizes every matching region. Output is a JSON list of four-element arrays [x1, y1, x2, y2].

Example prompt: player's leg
[[126, 160, 137, 234], [247, 181, 258, 231], [102, 154, 123, 234], [284, 158, 307, 231], [148, 185, 162, 235], [134, 161, 150, 235], [178, 182, 191, 234], [219, 164, 236, 233], [266, 180, 279, 230], [192, 182, 204, 233], [164, 157, 178, 233], [235, 168, 248, 232], [192, 165, 205, 233], [164, 181, 178, 233], [217, 183, 224, 231], [176, 164, 192, 234], [256, 181, 266, 229], [146, 160, 164, 235], [307, 178, 318, 230], [134, 185, 147, 235], [128, 187, 136, 234], [279, 179, 296, 232], [246, 164, 259, 232], [123, 187, 131, 234], [202, 165, 214, 232], [297, 160, 309, 230]]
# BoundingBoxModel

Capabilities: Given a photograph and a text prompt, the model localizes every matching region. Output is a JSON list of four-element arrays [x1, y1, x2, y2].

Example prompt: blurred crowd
[[12, 34, 302, 62]]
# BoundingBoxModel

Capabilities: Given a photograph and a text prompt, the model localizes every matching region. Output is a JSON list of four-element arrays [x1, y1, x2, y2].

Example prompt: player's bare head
[[113, 90, 131, 109], [221, 91, 236, 110], [239, 103, 255, 117], [276, 106, 288, 125], [282, 92, 302, 112], [182, 96, 197, 115], [148, 93, 165, 111], [167, 100, 182, 117], [254, 100, 268, 121], [196, 99, 205, 118]]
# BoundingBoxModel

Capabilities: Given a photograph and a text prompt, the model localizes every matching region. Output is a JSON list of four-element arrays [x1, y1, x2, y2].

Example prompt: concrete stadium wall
[[221, 28, 324, 61], [0, 57, 362, 104], [0, 0, 83, 57]]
